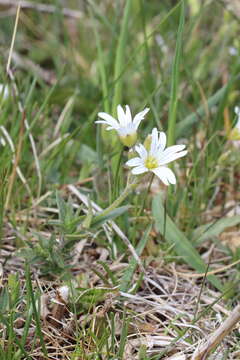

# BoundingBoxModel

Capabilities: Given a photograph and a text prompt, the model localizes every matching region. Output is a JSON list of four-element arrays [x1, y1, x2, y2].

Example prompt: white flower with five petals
[[126, 128, 187, 186], [96, 105, 149, 147]]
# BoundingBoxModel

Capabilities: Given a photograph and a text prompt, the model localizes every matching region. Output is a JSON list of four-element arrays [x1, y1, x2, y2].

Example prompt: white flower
[[0, 84, 9, 100], [229, 106, 240, 142], [234, 106, 240, 131], [126, 128, 187, 186], [96, 105, 149, 147], [229, 47, 238, 56]]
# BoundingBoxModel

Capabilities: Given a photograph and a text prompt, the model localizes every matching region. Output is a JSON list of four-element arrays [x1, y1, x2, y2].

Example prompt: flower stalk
[[98, 179, 139, 219]]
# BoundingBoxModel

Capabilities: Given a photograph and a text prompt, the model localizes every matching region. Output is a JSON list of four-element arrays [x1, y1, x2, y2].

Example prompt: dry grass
[[1, 185, 240, 359]]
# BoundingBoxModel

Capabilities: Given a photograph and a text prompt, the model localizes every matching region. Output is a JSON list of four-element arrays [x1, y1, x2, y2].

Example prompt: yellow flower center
[[145, 155, 158, 169]]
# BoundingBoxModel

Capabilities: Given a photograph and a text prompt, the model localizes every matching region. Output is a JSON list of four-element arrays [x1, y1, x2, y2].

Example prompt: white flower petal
[[117, 105, 127, 126], [95, 120, 119, 130], [162, 144, 186, 155], [150, 128, 159, 154], [234, 106, 240, 116], [97, 106, 148, 148], [158, 132, 167, 151], [131, 165, 148, 175], [95, 120, 108, 124], [97, 112, 119, 129], [0, 84, 9, 100], [118, 123, 136, 137], [158, 150, 187, 165], [152, 166, 176, 185], [135, 144, 148, 160], [125, 105, 132, 124], [133, 107, 150, 129], [126, 157, 143, 167]]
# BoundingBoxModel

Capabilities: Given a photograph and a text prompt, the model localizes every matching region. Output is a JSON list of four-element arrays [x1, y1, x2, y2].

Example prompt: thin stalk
[[6, 310, 14, 360], [167, 0, 185, 147], [193, 251, 213, 320], [6, 2, 21, 73], [91, 6, 110, 114], [96, 123, 103, 169], [137, 173, 154, 216], [113, 146, 124, 200], [117, 307, 129, 359], [0, 169, 8, 244], [112, 0, 132, 115], [98, 179, 138, 219], [110, 0, 132, 199], [25, 264, 48, 358], [110, 312, 115, 353], [92, 4, 107, 170], [5, 111, 25, 209], [163, 193, 168, 241]]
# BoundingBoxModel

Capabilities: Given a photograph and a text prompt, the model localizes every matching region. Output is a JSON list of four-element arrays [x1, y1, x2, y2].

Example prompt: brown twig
[[0, 0, 83, 19], [192, 304, 240, 359], [177, 258, 240, 278]]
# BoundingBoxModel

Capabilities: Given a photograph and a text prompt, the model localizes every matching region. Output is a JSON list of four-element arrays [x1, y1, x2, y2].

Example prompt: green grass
[[0, 0, 240, 359]]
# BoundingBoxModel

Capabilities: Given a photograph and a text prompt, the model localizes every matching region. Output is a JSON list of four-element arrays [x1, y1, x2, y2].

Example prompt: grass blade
[[117, 307, 129, 359], [167, 0, 185, 146], [152, 194, 222, 290], [176, 84, 227, 137], [112, 0, 132, 114], [25, 264, 48, 358], [192, 215, 240, 245], [92, 205, 130, 228]]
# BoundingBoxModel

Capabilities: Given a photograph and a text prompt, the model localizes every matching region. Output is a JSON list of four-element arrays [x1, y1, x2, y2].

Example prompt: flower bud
[[143, 134, 152, 151], [119, 131, 137, 147]]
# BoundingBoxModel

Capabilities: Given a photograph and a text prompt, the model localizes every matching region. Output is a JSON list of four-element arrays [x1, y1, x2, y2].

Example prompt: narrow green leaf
[[82, 196, 93, 229], [25, 264, 48, 357], [90, 6, 110, 114], [92, 205, 130, 228], [117, 307, 129, 359], [176, 84, 227, 137], [192, 215, 240, 245], [76, 287, 118, 304], [167, 0, 185, 146], [56, 191, 66, 224], [112, 0, 132, 114], [97, 261, 118, 286], [152, 194, 222, 290]]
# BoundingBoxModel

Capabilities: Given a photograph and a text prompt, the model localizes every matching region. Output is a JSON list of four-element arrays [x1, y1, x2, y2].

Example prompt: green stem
[[112, 0, 132, 115], [90, 6, 110, 113], [25, 264, 48, 358], [137, 173, 154, 216], [113, 146, 124, 200], [99, 179, 138, 219], [167, 0, 185, 146]]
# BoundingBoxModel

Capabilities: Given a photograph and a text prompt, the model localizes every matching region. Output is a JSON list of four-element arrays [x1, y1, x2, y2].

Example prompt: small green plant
[[18, 191, 129, 276]]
